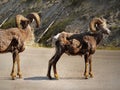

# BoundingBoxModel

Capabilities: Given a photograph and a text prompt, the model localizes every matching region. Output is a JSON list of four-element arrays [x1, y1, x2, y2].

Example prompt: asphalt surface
[[0, 47, 120, 90]]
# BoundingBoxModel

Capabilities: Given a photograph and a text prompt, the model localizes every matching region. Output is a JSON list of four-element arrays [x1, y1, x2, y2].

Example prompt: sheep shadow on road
[[24, 76, 86, 80], [24, 76, 49, 80]]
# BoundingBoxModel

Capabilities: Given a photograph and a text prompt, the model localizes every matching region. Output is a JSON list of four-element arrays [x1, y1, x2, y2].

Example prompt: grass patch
[[39, 17, 74, 46], [1, 18, 15, 29]]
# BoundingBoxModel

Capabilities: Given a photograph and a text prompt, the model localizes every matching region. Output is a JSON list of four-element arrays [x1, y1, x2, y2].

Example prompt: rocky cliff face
[[0, 0, 120, 47], [40, 0, 120, 47]]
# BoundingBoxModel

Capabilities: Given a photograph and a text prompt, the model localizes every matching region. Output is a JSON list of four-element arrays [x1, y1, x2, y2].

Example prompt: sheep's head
[[20, 19, 29, 29], [89, 17, 111, 35], [16, 12, 40, 29], [26, 12, 40, 28], [15, 15, 29, 29]]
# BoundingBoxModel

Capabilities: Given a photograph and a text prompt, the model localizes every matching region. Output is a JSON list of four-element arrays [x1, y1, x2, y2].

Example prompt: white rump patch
[[53, 33, 60, 40]]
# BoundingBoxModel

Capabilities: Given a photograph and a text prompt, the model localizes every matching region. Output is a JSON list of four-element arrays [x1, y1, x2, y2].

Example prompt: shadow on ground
[[24, 76, 49, 80], [24, 76, 86, 80]]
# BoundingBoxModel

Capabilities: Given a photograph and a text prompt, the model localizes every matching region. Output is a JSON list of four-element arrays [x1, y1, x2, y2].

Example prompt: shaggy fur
[[0, 12, 40, 80], [47, 17, 111, 79]]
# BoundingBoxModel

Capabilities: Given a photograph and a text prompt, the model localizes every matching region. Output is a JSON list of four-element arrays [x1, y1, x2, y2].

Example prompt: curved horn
[[26, 12, 40, 28], [15, 15, 29, 28], [89, 17, 103, 32]]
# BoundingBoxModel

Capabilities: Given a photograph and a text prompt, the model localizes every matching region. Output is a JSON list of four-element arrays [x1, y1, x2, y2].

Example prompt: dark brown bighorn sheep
[[47, 17, 111, 79], [0, 12, 40, 80]]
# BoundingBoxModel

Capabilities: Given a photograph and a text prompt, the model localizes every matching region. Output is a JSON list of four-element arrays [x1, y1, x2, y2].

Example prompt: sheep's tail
[[54, 33, 61, 40], [52, 31, 73, 46], [26, 12, 41, 28]]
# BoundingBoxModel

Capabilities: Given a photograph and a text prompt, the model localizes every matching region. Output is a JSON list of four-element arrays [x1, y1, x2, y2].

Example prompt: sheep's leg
[[84, 53, 89, 79], [11, 57, 16, 80], [16, 54, 22, 79], [47, 56, 55, 79], [47, 53, 62, 80], [53, 52, 63, 80], [89, 55, 94, 78], [47, 51, 58, 79], [47, 47, 63, 79], [53, 62, 59, 79], [11, 50, 18, 80]]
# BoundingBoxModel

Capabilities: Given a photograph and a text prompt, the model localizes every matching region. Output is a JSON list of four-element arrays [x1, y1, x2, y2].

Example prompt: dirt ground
[[0, 47, 120, 90]]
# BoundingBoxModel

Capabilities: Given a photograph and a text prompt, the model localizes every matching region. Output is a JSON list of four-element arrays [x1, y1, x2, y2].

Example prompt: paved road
[[0, 47, 120, 90]]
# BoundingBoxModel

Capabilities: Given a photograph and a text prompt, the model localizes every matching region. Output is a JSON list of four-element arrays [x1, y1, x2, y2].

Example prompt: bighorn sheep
[[47, 17, 111, 79], [0, 12, 40, 80]]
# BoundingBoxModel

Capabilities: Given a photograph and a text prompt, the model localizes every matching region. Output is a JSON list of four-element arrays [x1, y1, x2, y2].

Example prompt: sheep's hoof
[[17, 72, 22, 79], [47, 74, 52, 80], [84, 74, 89, 79], [89, 73, 94, 78], [18, 74, 22, 79], [54, 74, 59, 80], [19, 75, 22, 79], [12, 76, 16, 80], [85, 76, 89, 79], [11, 73, 16, 80]]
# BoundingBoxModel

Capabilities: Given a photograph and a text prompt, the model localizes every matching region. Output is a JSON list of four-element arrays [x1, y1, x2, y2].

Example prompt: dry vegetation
[[0, 0, 120, 48]]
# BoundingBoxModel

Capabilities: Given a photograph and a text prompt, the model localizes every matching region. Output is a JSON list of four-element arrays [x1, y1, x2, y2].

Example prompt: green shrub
[[39, 17, 73, 46], [69, 0, 82, 6], [1, 18, 15, 29]]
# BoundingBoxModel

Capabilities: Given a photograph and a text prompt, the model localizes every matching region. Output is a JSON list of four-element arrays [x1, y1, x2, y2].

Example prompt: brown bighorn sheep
[[47, 17, 111, 79], [0, 12, 40, 80], [16, 12, 40, 28]]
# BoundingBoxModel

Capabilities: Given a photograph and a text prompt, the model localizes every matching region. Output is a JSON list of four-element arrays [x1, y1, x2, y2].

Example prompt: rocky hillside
[[41, 0, 120, 48], [0, 0, 120, 48]]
